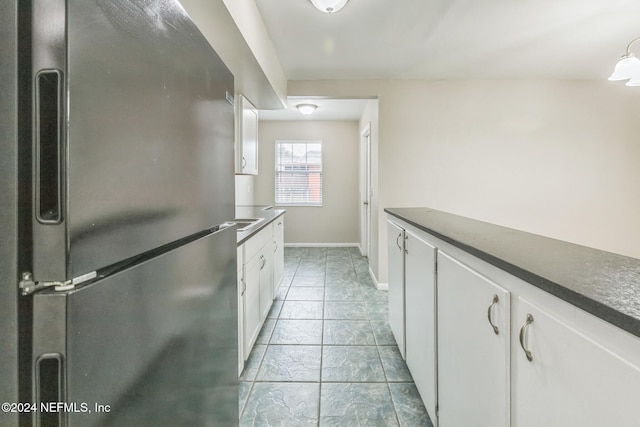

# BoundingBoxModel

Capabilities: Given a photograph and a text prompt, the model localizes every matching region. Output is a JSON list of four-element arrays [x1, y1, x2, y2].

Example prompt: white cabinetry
[[387, 213, 640, 427], [238, 215, 285, 363], [235, 94, 258, 175], [404, 229, 437, 423], [259, 241, 274, 320], [513, 296, 640, 427], [243, 233, 266, 360], [437, 251, 510, 427], [387, 220, 406, 357], [237, 245, 244, 375], [387, 219, 438, 421], [273, 217, 284, 293]]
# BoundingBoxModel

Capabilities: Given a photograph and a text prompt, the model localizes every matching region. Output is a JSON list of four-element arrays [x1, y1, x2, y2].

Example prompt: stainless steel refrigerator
[[1, 0, 238, 425]]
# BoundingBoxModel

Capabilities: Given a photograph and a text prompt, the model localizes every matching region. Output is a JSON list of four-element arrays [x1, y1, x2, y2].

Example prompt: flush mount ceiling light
[[308, 0, 349, 14], [609, 36, 640, 86], [296, 103, 317, 115]]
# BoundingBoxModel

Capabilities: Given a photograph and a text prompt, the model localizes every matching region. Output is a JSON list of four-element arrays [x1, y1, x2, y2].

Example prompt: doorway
[[360, 122, 371, 257]]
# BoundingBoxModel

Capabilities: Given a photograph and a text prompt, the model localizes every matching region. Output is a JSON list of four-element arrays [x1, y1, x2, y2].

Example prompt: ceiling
[[255, 0, 640, 80], [259, 97, 372, 121], [254, 0, 640, 119]]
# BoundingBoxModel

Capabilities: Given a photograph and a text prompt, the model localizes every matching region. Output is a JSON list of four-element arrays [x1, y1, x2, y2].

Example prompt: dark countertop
[[385, 207, 640, 338], [235, 205, 286, 246]]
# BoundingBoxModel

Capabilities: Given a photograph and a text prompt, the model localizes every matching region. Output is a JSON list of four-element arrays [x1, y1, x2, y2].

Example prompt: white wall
[[290, 79, 640, 283], [235, 175, 255, 206], [255, 121, 360, 245]]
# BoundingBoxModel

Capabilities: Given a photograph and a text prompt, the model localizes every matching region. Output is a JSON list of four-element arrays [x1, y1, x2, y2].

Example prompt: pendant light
[[309, 0, 349, 14], [608, 36, 640, 86]]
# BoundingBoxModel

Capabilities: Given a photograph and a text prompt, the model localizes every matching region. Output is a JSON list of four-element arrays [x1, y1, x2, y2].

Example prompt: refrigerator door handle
[[35, 69, 64, 224], [31, 0, 68, 281]]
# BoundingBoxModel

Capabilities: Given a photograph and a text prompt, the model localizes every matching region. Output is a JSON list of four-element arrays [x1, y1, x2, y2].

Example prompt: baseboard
[[284, 243, 359, 248], [368, 266, 387, 291]]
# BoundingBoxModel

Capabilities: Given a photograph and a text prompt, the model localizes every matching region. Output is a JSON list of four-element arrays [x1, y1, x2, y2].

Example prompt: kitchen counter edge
[[235, 206, 286, 246], [385, 207, 640, 338]]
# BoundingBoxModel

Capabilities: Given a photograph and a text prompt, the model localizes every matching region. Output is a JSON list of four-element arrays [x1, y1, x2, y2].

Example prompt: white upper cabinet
[[236, 94, 258, 175]]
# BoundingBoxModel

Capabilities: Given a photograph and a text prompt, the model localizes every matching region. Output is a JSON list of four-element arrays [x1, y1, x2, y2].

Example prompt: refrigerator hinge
[[19, 271, 97, 295], [225, 91, 234, 105]]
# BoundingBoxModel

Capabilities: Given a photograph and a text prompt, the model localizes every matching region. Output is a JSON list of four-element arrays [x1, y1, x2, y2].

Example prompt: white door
[[437, 251, 510, 427], [514, 298, 640, 427], [360, 124, 371, 257], [387, 220, 406, 357], [404, 230, 438, 424]]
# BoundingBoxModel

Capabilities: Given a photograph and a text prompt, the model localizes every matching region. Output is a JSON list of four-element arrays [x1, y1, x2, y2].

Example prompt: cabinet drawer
[[244, 224, 273, 260], [273, 216, 284, 235]]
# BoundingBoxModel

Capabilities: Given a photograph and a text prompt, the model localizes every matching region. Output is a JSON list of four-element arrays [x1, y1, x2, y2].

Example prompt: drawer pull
[[519, 314, 534, 362], [487, 294, 500, 335]]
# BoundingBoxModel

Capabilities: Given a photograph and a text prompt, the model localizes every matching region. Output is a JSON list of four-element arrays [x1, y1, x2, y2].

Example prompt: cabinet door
[[243, 253, 261, 360], [236, 95, 258, 175], [514, 298, 640, 427], [387, 220, 406, 357], [404, 230, 437, 423], [273, 217, 284, 293], [238, 246, 245, 374], [259, 243, 274, 321], [437, 251, 510, 427]]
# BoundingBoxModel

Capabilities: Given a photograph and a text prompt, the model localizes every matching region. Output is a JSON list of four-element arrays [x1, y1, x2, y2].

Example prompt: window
[[275, 141, 322, 206]]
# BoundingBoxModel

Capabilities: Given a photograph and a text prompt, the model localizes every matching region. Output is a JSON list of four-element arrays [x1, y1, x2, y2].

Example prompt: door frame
[[360, 123, 371, 257]]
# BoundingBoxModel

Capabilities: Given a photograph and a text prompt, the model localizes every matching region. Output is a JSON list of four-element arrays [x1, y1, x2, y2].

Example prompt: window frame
[[274, 140, 323, 207]]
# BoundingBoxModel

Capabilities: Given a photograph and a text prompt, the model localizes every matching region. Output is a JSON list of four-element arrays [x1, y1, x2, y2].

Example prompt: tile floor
[[239, 247, 434, 427]]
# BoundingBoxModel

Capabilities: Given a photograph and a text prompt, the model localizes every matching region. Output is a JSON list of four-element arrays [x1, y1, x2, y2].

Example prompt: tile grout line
[[242, 248, 428, 426], [317, 254, 327, 426]]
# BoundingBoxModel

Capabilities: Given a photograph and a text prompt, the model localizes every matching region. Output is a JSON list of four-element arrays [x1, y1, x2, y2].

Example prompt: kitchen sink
[[232, 217, 265, 231]]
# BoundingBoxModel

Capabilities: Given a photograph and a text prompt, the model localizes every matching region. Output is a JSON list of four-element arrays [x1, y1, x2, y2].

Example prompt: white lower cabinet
[[387, 220, 438, 422], [404, 229, 437, 422], [239, 215, 285, 363], [513, 297, 640, 427], [387, 220, 406, 357], [259, 242, 274, 320], [437, 251, 510, 427], [273, 217, 284, 293], [243, 247, 262, 360], [237, 245, 245, 375], [387, 214, 640, 427]]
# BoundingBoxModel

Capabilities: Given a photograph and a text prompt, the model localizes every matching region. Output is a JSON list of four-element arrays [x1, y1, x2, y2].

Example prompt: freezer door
[[31, 0, 235, 282], [32, 226, 238, 426]]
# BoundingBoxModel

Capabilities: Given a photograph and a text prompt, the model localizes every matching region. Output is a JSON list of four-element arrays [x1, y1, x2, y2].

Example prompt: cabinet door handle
[[242, 156, 247, 169], [519, 314, 534, 362], [259, 255, 266, 270], [240, 278, 246, 296], [396, 233, 402, 251], [487, 294, 500, 335]]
